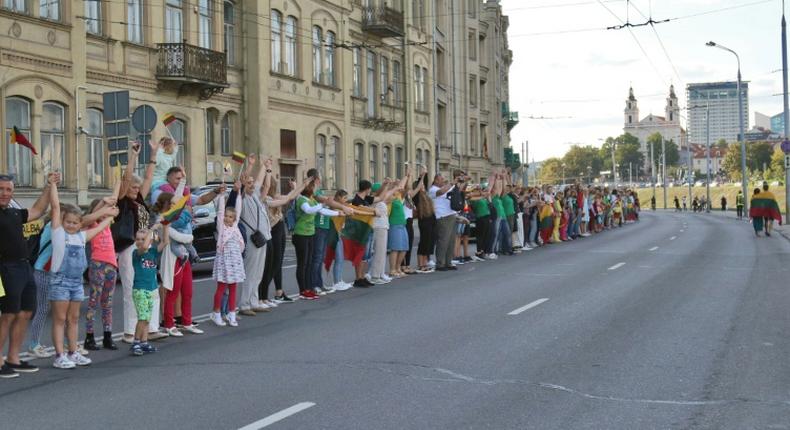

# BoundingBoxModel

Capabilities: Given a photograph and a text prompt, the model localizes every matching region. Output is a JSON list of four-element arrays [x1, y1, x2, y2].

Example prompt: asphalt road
[[2, 211, 790, 429]]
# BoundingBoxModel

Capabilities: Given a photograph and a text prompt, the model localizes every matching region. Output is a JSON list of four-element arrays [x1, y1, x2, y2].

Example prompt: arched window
[[316, 134, 327, 184], [369, 144, 378, 183], [206, 109, 218, 155], [87, 109, 104, 187], [223, 1, 236, 64], [221, 113, 233, 155], [382, 146, 391, 178], [354, 142, 364, 187], [271, 10, 282, 72], [167, 118, 186, 167], [327, 136, 338, 190], [198, 0, 212, 49], [5, 97, 32, 186], [41, 102, 66, 181], [312, 26, 323, 83], [285, 16, 297, 76], [325, 31, 336, 86], [415, 148, 423, 169]]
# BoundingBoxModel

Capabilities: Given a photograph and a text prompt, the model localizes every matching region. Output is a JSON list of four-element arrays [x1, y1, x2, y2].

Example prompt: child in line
[[210, 181, 245, 327], [48, 176, 114, 369], [151, 137, 179, 193], [131, 224, 168, 356], [369, 182, 397, 284]]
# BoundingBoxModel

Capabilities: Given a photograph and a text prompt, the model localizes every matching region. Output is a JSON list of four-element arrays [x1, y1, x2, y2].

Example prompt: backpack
[[448, 186, 465, 212], [22, 219, 48, 267]]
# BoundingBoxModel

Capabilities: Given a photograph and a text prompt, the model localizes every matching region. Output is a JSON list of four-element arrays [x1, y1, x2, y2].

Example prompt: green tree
[[538, 157, 563, 185], [770, 147, 786, 181], [647, 133, 680, 167], [748, 142, 774, 173], [722, 143, 742, 180], [716, 138, 728, 149], [562, 145, 604, 180], [600, 133, 643, 179]]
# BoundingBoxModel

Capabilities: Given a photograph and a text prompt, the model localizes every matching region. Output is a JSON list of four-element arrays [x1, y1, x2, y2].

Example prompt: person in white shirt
[[429, 170, 465, 271]]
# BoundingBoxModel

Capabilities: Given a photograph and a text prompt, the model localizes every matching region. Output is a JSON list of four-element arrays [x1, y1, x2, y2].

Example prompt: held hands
[[216, 183, 228, 195], [46, 172, 61, 185], [263, 158, 273, 169], [247, 153, 258, 166], [342, 206, 355, 216], [233, 180, 241, 193]]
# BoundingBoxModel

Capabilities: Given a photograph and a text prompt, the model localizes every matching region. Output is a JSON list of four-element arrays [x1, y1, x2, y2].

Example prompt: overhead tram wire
[[627, 0, 684, 86]]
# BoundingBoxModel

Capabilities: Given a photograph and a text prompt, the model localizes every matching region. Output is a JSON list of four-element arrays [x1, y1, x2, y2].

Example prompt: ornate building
[[623, 85, 686, 172]]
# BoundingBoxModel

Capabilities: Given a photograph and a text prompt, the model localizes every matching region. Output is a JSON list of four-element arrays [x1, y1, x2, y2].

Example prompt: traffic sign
[[131, 105, 157, 134], [782, 139, 790, 154]]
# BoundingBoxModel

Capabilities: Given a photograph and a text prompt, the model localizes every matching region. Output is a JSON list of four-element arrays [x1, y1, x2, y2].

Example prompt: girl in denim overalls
[[48, 178, 114, 369]]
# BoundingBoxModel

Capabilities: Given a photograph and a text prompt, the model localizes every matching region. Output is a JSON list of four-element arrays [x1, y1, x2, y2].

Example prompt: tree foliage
[[647, 133, 680, 167], [561, 145, 603, 180], [538, 157, 563, 184]]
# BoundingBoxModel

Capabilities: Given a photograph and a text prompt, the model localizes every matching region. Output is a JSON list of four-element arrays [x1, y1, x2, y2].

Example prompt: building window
[[3, 0, 26, 13], [369, 144, 378, 183], [5, 97, 32, 186], [85, 0, 102, 35], [414, 66, 427, 111], [479, 35, 485, 63], [285, 16, 297, 76], [325, 31, 336, 87], [354, 142, 364, 187], [40, 0, 60, 21], [280, 129, 297, 159], [271, 10, 282, 73], [221, 113, 233, 156], [380, 57, 390, 105], [328, 136, 338, 189], [382, 146, 391, 178], [468, 30, 476, 60], [127, 0, 143, 43], [223, 1, 236, 65], [316, 134, 327, 185], [367, 51, 377, 118], [469, 75, 477, 106], [86, 109, 104, 187], [412, 0, 425, 31], [392, 60, 402, 106], [470, 122, 477, 153], [198, 0, 212, 48], [41, 102, 66, 182], [205, 109, 217, 155], [353, 48, 362, 97], [165, 0, 182, 43], [167, 118, 186, 166], [416, 148, 423, 168], [395, 146, 404, 178], [312, 26, 322, 83], [480, 80, 486, 107]]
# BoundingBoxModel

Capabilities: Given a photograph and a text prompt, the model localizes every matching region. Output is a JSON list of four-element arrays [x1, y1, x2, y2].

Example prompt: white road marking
[[608, 262, 626, 271], [649, 246, 659, 251], [680, 229, 684, 232], [670, 236, 677, 241], [238, 402, 316, 430], [507, 298, 549, 316]]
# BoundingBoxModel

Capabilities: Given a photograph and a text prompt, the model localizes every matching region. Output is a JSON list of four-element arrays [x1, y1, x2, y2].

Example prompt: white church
[[623, 86, 687, 173]]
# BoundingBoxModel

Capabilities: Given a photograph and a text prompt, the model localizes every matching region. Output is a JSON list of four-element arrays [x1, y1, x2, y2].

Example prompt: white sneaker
[[210, 312, 226, 327], [227, 312, 239, 327], [365, 273, 372, 281], [67, 351, 92, 366], [321, 286, 336, 294], [334, 282, 352, 291], [53, 354, 75, 369], [427, 260, 436, 268], [166, 327, 184, 337], [369, 277, 389, 285], [486, 253, 498, 260], [381, 274, 393, 282], [182, 324, 204, 335], [471, 256, 485, 262], [314, 288, 327, 296], [29, 344, 55, 359], [264, 300, 278, 308]]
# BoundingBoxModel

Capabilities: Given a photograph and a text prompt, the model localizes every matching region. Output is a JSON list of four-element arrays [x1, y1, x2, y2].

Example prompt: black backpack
[[449, 186, 465, 212], [23, 219, 50, 267]]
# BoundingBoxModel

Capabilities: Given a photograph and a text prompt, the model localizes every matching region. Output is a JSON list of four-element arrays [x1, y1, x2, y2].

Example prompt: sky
[[501, 0, 786, 163]]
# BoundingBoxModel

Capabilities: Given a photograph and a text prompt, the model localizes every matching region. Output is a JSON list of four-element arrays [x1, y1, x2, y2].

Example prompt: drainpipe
[[75, 85, 87, 205]]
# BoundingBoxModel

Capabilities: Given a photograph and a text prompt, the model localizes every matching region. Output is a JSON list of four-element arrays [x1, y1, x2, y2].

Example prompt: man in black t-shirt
[[0, 172, 56, 378], [350, 180, 375, 287]]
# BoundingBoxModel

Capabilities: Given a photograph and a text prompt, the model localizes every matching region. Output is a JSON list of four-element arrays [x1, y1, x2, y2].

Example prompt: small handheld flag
[[232, 151, 247, 164], [160, 194, 190, 225], [113, 158, 122, 182], [162, 113, 177, 127], [10, 126, 37, 155]]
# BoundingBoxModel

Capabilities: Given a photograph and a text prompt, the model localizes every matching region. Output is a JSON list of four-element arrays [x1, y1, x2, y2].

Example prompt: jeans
[[310, 228, 330, 290], [494, 217, 512, 254], [293, 234, 314, 293], [332, 236, 345, 284], [434, 215, 457, 268]]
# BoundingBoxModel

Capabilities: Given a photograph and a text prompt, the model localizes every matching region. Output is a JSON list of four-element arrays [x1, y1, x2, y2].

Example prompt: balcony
[[361, 5, 405, 38], [506, 111, 519, 131], [156, 43, 228, 100]]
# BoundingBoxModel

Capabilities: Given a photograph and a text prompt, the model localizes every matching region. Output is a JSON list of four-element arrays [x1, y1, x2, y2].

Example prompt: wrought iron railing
[[361, 5, 405, 37], [156, 43, 227, 86]]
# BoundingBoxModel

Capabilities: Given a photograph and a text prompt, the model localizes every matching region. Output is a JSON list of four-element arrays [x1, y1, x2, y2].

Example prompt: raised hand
[[233, 180, 241, 192], [102, 196, 117, 206], [264, 158, 273, 169], [129, 141, 141, 157], [247, 153, 258, 166], [148, 138, 161, 154], [105, 206, 120, 218]]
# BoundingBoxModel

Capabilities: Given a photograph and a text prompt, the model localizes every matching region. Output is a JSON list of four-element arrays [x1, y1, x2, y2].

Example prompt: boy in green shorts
[[131, 224, 168, 356]]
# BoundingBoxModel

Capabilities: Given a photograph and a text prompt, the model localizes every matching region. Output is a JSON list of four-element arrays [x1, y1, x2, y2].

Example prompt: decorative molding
[[86, 70, 158, 90], [1, 51, 72, 76], [269, 98, 344, 120]]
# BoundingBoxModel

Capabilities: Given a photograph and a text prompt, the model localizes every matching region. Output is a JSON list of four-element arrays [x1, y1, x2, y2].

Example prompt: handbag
[[111, 204, 136, 252], [241, 203, 267, 248]]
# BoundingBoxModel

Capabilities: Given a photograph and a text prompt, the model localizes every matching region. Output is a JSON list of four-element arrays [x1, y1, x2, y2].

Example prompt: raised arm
[[140, 139, 161, 199], [28, 172, 57, 221], [268, 178, 307, 208], [156, 223, 169, 252], [216, 193, 226, 236], [49, 175, 61, 230], [84, 212, 115, 242], [260, 158, 273, 197]]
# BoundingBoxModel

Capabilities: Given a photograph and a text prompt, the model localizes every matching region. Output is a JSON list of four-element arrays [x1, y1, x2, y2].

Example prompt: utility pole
[[706, 104, 711, 212], [650, 139, 656, 205], [661, 137, 667, 209], [782, 0, 790, 223]]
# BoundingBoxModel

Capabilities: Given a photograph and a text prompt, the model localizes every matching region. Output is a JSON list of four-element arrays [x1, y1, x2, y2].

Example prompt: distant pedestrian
[[736, 191, 745, 219], [752, 181, 782, 237], [682, 196, 687, 211], [674, 196, 680, 212], [750, 188, 764, 236], [721, 196, 727, 212]]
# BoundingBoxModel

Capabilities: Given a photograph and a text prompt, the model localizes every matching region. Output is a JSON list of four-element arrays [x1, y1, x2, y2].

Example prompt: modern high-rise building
[[686, 81, 749, 145], [771, 112, 785, 136], [432, 0, 516, 184]]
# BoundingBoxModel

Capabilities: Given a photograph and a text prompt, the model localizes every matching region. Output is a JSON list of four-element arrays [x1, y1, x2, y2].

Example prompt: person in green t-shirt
[[385, 168, 413, 278], [293, 179, 340, 300], [470, 191, 492, 258]]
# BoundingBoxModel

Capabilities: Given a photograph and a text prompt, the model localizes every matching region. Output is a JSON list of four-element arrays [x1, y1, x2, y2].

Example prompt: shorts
[[133, 289, 156, 322], [387, 225, 409, 252], [48, 274, 85, 302], [0, 261, 37, 314], [456, 223, 470, 237]]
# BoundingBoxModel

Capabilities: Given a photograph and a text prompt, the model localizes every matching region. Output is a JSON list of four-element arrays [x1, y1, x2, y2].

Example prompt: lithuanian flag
[[539, 204, 554, 233], [162, 113, 177, 126], [323, 216, 345, 271], [341, 207, 374, 266], [232, 151, 246, 164], [160, 194, 190, 225], [10, 126, 37, 155], [750, 191, 782, 223]]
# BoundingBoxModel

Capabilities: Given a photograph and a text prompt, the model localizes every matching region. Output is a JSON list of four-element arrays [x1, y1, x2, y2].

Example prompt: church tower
[[665, 84, 679, 124], [624, 86, 639, 127]]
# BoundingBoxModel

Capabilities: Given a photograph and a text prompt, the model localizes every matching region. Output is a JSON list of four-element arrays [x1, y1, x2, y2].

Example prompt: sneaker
[[334, 282, 352, 291], [166, 327, 184, 337], [227, 312, 239, 327], [264, 300, 278, 308], [427, 260, 436, 268], [415, 267, 430, 274], [253, 304, 272, 313], [463, 256, 473, 262], [314, 288, 327, 296], [130, 344, 144, 356], [471, 256, 485, 262], [369, 277, 388, 285], [67, 352, 92, 366], [148, 330, 169, 341], [273, 295, 294, 304], [451, 259, 464, 265], [28, 344, 55, 359], [210, 312, 226, 327], [381, 274, 393, 282], [182, 325, 204, 335], [447, 266, 458, 271], [320, 286, 336, 294], [122, 334, 135, 344], [353, 279, 371, 288], [76, 345, 90, 356], [53, 354, 76, 369], [140, 343, 158, 354], [5, 360, 39, 373], [239, 309, 256, 317], [0, 364, 18, 379], [301, 290, 320, 300], [435, 267, 449, 272]]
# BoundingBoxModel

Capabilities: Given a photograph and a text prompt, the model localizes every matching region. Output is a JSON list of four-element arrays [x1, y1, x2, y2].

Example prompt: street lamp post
[[707, 41, 748, 214], [782, 1, 790, 224], [706, 104, 711, 212]]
